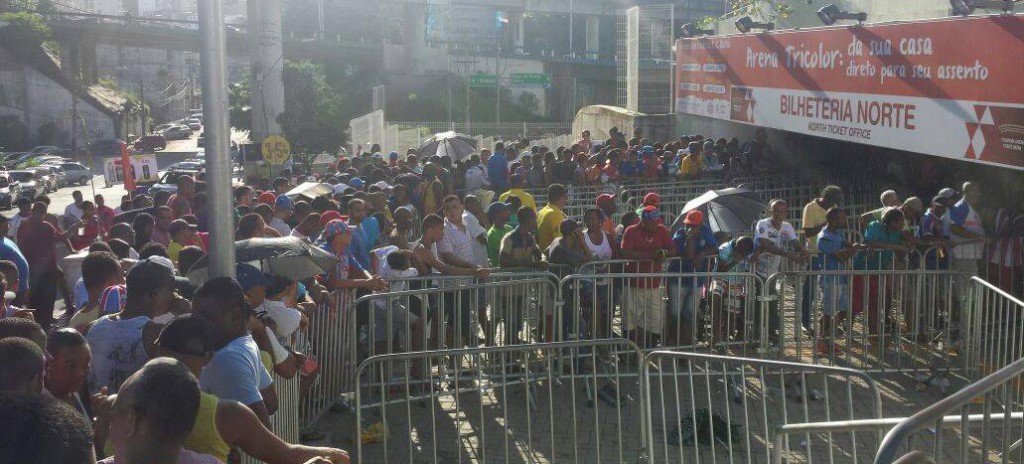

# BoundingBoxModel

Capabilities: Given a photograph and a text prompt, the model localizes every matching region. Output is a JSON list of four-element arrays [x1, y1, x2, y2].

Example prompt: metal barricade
[[765, 267, 967, 376], [560, 271, 764, 356], [350, 277, 559, 360], [966, 276, 1024, 385], [242, 364, 301, 464], [300, 289, 357, 428], [643, 350, 883, 464], [354, 339, 647, 464], [875, 354, 1024, 464]]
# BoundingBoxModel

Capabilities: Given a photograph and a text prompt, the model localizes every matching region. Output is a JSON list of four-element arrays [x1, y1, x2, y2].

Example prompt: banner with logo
[[104, 154, 159, 189], [675, 15, 1024, 169]]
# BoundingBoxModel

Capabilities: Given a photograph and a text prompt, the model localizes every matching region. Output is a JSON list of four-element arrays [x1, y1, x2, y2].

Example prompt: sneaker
[[360, 421, 388, 444]]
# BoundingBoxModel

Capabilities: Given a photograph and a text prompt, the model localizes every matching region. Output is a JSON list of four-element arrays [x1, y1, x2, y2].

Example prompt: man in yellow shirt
[[498, 174, 537, 212], [802, 185, 842, 252], [536, 184, 568, 250], [678, 142, 703, 179]]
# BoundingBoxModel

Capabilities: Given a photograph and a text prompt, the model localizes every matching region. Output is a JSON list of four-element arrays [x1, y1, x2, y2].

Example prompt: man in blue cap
[[269, 194, 293, 236]]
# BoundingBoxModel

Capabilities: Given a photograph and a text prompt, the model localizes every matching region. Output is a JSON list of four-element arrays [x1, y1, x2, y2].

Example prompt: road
[[43, 128, 248, 216]]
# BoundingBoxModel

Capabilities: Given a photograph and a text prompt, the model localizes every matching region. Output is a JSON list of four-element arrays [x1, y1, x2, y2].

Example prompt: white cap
[[332, 183, 350, 194], [937, 188, 958, 200]]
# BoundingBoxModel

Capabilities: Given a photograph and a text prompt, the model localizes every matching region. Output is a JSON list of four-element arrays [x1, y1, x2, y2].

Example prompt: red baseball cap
[[258, 192, 277, 205], [643, 192, 661, 206], [320, 210, 343, 227], [596, 193, 615, 206], [683, 210, 704, 226]]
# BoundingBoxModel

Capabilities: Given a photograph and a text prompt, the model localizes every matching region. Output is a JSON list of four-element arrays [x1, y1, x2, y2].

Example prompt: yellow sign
[[261, 135, 291, 165]]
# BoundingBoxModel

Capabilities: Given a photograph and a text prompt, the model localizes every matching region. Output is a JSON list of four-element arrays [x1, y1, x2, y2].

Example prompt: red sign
[[675, 15, 1024, 169], [119, 142, 135, 192]]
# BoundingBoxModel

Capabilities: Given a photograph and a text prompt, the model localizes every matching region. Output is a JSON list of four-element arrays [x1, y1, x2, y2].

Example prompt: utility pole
[[198, 0, 234, 278]]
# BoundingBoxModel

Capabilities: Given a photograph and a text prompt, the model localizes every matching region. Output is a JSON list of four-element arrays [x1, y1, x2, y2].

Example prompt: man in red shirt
[[620, 205, 676, 347], [95, 194, 116, 231], [68, 201, 105, 251], [167, 175, 195, 219], [17, 202, 72, 329]]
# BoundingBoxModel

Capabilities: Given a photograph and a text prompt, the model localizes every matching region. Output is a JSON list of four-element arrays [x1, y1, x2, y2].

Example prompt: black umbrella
[[185, 236, 338, 285], [112, 206, 154, 224], [418, 131, 477, 160], [678, 188, 767, 234]]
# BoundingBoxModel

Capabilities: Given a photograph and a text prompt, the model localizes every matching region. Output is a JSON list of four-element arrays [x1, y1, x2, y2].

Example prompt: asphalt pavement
[[44, 128, 247, 216]]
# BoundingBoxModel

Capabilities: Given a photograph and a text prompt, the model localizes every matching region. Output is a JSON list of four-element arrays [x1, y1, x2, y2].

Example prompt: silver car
[[44, 161, 92, 186], [23, 167, 57, 192]]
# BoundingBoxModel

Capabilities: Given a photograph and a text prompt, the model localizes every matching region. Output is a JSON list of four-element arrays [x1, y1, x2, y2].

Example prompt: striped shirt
[[438, 218, 476, 288]]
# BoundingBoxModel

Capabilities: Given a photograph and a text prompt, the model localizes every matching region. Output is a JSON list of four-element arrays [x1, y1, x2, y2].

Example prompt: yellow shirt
[[679, 155, 702, 178], [536, 204, 565, 250], [802, 200, 828, 251], [499, 189, 537, 212], [167, 241, 184, 265], [184, 392, 232, 463]]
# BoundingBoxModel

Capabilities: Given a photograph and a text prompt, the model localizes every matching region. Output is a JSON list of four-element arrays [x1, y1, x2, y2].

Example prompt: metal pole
[[198, 0, 235, 279]]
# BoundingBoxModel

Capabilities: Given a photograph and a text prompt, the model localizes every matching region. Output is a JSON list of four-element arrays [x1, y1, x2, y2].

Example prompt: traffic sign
[[469, 74, 498, 87], [261, 135, 291, 165], [509, 73, 551, 88]]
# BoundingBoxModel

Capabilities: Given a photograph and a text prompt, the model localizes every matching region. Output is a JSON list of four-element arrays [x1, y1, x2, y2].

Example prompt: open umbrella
[[418, 131, 477, 160], [185, 236, 338, 285], [112, 206, 154, 224], [678, 188, 767, 234]]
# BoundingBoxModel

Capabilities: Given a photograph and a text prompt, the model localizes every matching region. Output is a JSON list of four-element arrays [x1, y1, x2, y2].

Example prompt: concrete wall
[[572, 104, 676, 143], [0, 48, 117, 147]]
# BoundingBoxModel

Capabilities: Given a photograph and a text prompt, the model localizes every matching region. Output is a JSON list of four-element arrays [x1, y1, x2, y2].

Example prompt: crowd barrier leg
[[354, 339, 645, 464]]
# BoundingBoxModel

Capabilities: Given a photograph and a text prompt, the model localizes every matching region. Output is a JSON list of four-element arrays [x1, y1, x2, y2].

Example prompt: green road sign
[[469, 74, 498, 87], [509, 73, 551, 88]]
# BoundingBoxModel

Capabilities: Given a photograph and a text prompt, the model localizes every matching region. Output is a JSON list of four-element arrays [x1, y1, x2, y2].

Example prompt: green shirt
[[487, 224, 513, 267]]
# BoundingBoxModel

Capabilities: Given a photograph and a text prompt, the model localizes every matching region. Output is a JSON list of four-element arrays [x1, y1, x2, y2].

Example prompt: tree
[[276, 60, 343, 154], [0, 11, 51, 43], [228, 79, 252, 133]]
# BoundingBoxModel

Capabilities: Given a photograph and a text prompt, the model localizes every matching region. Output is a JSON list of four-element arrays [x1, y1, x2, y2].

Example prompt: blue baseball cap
[[388, 151, 399, 160], [350, 177, 365, 188], [275, 194, 293, 210], [642, 145, 655, 154], [236, 263, 275, 291]]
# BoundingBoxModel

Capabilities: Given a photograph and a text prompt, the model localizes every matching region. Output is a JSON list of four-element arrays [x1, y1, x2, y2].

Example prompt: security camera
[[816, 4, 868, 25], [734, 16, 774, 34]]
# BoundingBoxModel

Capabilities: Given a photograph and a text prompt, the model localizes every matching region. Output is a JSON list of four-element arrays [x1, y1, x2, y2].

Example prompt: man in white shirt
[[63, 191, 85, 228], [269, 195, 293, 237], [463, 156, 491, 192], [753, 199, 808, 342], [461, 195, 492, 344], [438, 195, 486, 347]]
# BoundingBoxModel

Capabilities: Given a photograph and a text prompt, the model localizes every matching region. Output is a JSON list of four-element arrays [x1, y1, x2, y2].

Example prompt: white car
[[43, 161, 92, 186], [186, 118, 202, 130]]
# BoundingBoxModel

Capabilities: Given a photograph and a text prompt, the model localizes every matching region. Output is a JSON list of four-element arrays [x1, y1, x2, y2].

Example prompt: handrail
[[774, 413, 1024, 464], [875, 355, 1024, 463]]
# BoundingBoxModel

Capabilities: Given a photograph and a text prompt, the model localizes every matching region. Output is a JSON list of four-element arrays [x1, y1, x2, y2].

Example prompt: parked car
[[33, 164, 66, 188], [166, 161, 204, 172], [29, 145, 61, 154], [80, 139, 126, 158], [134, 134, 167, 152], [9, 170, 42, 200], [43, 161, 92, 186], [14, 155, 62, 170], [186, 118, 202, 130], [196, 132, 204, 147], [161, 125, 193, 140], [0, 174, 21, 210], [24, 167, 58, 193], [144, 169, 200, 196]]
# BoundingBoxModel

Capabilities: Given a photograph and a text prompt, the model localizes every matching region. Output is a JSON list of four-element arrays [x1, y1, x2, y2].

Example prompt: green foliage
[[228, 79, 252, 133], [276, 60, 343, 153], [728, 0, 794, 20], [0, 11, 52, 43], [98, 77, 118, 90]]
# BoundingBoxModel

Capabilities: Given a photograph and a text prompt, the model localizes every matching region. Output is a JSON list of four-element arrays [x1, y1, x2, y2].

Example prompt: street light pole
[[198, 0, 235, 279]]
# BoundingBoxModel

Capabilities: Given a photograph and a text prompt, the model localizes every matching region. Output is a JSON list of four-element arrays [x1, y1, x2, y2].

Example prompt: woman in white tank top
[[583, 209, 618, 338]]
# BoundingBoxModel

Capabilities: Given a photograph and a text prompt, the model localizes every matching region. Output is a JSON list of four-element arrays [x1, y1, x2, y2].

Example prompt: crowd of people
[[0, 125, 1021, 463]]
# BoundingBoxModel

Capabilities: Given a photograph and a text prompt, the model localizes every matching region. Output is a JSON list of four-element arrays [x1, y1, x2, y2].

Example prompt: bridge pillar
[[585, 15, 600, 59], [248, 0, 286, 142], [402, 3, 427, 75], [80, 40, 99, 84]]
